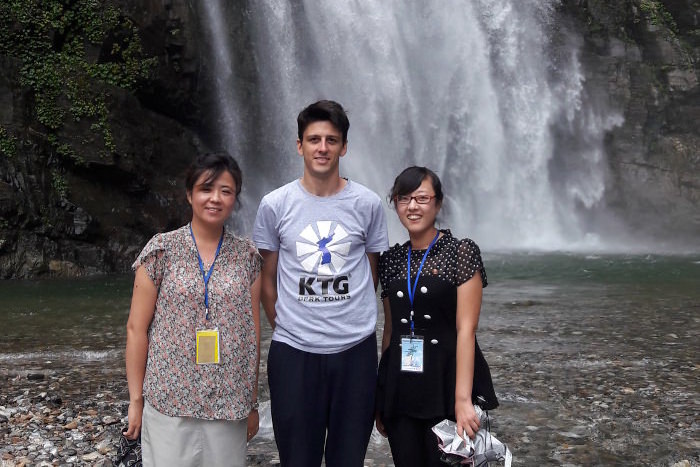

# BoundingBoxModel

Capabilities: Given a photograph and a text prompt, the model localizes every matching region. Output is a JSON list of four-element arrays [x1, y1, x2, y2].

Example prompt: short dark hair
[[297, 100, 350, 142], [185, 152, 243, 199], [388, 166, 444, 206]]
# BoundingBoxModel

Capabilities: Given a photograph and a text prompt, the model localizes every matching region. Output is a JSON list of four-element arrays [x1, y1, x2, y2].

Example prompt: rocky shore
[[0, 366, 391, 466], [3, 363, 697, 467], [1, 367, 126, 466]]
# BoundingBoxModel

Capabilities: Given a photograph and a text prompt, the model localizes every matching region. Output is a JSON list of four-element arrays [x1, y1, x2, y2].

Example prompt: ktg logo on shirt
[[295, 221, 352, 302]]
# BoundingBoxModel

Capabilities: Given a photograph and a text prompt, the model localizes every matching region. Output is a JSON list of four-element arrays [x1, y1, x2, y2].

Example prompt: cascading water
[[201, 0, 622, 250], [199, 1, 242, 156]]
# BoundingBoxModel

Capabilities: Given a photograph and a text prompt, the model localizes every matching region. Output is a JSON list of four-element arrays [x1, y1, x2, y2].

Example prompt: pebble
[[63, 420, 78, 430], [102, 415, 118, 425], [82, 451, 101, 461]]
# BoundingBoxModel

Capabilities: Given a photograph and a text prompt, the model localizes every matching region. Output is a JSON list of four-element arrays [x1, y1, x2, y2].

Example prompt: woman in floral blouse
[[124, 152, 262, 466]]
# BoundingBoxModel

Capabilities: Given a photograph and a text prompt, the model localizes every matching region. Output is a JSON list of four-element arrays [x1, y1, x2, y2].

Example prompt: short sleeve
[[455, 239, 488, 288], [132, 234, 166, 288], [245, 238, 263, 286], [365, 196, 389, 253], [378, 250, 392, 299], [253, 197, 280, 251]]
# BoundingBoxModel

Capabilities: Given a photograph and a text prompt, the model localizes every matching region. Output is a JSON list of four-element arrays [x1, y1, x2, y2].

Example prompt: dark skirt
[[376, 336, 499, 421]]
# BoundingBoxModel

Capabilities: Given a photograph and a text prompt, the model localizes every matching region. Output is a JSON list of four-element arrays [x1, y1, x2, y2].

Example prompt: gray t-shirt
[[253, 179, 389, 353]]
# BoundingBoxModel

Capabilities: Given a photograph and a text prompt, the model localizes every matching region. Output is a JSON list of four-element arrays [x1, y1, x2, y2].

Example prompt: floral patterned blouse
[[133, 224, 262, 420]]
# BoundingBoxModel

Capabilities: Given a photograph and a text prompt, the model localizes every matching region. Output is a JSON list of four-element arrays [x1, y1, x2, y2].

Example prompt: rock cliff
[[0, 0, 204, 278], [562, 0, 698, 245]]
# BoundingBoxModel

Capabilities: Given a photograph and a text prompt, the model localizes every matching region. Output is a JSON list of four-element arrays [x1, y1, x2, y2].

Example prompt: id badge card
[[400, 335, 424, 373], [196, 328, 220, 364]]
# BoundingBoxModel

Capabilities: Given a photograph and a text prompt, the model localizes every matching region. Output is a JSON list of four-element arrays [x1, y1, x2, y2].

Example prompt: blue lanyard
[[406, 231, 440, 337], [189, 224, 224, 321]]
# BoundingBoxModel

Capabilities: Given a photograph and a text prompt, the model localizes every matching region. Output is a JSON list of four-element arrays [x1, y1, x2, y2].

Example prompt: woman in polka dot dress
[[375, 166, 498, 467]]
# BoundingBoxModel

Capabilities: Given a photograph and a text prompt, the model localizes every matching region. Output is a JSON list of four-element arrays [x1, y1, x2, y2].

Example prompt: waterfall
[[202, 0, 622, 250], [199, 1, 242, 155]]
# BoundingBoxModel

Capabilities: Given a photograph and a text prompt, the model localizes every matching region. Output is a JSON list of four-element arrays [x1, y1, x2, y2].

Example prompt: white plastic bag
[[431, 406, 512, 466]]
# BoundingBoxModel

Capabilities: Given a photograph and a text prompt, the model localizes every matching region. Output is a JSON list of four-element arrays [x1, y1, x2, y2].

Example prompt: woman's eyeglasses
[[396, 195, 436, 205]]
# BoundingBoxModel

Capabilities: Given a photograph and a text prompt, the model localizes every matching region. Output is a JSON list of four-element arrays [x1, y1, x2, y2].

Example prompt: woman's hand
[[124, 397, 144, 440], [247, 409, 259, 442], [455, 398, 480, 440]]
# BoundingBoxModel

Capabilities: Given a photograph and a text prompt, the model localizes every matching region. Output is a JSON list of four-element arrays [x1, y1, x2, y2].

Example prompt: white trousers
[[142, 400, 247, 467]]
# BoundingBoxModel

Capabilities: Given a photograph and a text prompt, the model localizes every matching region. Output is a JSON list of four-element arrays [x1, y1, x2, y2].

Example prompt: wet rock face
[[116, 0, 204, 124], [0, 88, 198, 278], [0, 0, 204, 279], [563, 0, 699, 243]]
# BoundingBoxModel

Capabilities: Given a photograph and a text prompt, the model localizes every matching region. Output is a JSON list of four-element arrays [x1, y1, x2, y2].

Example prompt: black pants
[[384, 415, 445, 467], [267, 334, 377, 467]]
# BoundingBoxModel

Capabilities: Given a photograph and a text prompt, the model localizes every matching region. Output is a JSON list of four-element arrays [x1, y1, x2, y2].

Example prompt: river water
[[1, 253, 698, 466]]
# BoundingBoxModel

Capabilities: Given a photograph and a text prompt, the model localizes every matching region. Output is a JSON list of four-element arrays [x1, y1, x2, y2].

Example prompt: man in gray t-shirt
[[253, 100, 389, 467]]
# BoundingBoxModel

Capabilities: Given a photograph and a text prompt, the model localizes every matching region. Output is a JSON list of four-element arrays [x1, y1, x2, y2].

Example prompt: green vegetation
[[51, 169, 68, 199], [0, 126, 17, 158], [48, 133, 81, 165], [638, 0, 678, 35], [0, 0, 156, 164]]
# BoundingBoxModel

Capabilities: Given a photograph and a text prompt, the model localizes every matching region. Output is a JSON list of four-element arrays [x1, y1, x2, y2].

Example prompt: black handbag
[[113, 429, 142, 467], [473, 337, 499, 411]]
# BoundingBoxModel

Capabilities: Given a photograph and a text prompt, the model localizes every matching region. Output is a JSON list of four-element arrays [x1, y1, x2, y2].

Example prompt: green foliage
[[51, 169, 68, 199], [0, 126, 18, 158], [638, 0, 678, 35], [47, 133, 82, 165], [0, 0, 157, 166]]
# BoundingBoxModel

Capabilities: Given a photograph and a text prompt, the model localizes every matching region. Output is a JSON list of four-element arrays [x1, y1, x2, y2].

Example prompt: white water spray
[[199, 1, 242, 154], [204, 0, 622, 250]]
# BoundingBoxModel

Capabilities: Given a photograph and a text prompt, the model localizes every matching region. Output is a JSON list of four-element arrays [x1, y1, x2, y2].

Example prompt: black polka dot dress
[[377, 229, 498, 421]]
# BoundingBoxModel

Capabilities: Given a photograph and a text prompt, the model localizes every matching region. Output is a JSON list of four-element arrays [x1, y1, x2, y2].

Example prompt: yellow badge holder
[[196, 329, 220, 364]]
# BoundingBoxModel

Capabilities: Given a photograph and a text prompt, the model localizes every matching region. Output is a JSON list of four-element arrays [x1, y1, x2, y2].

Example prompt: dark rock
[[561, 0, 700, 243]]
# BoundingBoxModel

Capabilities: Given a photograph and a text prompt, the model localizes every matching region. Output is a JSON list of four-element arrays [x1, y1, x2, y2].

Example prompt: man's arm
[[247, 274, 262, 440], [259, 249, 279, 329]]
